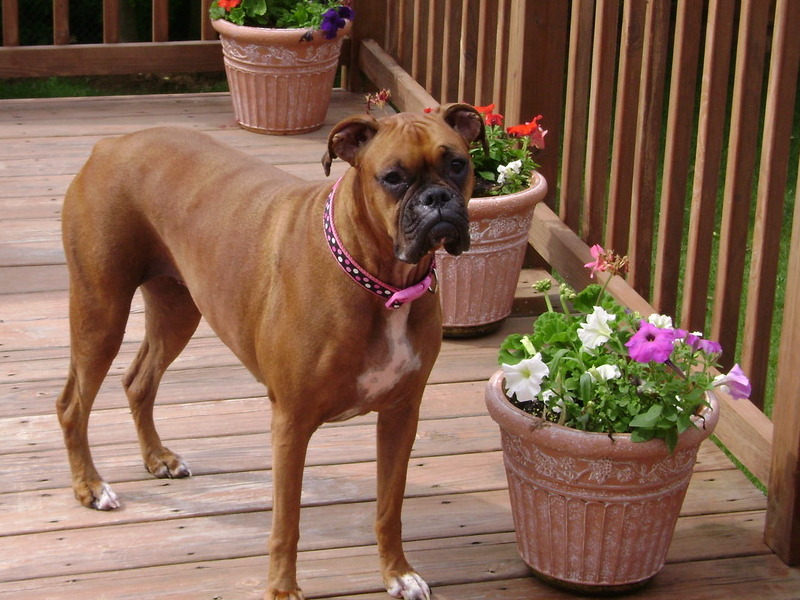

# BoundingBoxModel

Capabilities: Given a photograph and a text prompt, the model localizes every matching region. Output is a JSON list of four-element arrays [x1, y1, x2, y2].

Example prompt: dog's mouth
[[426, 221, 467, 255], [395, 209, 470, 264]]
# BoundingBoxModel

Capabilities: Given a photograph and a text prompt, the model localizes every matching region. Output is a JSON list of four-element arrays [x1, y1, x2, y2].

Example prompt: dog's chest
[[331, 306, 422, 421]]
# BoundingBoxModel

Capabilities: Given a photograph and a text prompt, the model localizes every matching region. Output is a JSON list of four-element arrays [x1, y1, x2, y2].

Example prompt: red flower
[[507, 122, 534, 137], [485, 112, 504, 126], [474, 103, 496, 115], [218, 0, 241, 9], [529, 114, 547, 150], [507, 114, 547, 149]]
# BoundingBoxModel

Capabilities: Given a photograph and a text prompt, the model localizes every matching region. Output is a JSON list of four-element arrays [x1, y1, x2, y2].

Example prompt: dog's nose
[[419, 187, 454, 208]]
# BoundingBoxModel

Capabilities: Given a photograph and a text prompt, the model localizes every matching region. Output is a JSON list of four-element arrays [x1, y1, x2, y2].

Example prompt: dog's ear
[[439, 103, 488, 154], [322, 115, 380, 176]]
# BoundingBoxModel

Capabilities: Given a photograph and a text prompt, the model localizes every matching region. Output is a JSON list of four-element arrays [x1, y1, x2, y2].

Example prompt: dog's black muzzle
[[395, 185, 471, 264]]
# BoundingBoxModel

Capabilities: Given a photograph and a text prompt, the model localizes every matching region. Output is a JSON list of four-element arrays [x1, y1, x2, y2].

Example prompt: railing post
[[764, 153, 800, 566], [763, 0, 800, 567]]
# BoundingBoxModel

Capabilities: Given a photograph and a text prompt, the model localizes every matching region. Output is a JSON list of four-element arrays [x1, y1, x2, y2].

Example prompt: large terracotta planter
[[484, 370, 719, 593], [211, 18, 351, 135], [436, 172, 547, 337]]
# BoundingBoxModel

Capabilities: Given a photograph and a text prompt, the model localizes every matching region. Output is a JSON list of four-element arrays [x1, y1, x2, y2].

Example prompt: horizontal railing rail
[[0, 0, 222, 76]]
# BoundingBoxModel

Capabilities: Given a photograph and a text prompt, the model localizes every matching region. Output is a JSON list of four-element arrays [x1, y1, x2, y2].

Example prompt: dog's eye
[[381, 171, 406, 188], [450, 159, 467, 175]]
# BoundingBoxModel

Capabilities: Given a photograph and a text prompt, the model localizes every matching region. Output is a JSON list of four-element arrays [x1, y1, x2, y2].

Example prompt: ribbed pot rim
[[210, 16, 352, 45], [485, 369, 720, 459], [467, 171, 548, 220]]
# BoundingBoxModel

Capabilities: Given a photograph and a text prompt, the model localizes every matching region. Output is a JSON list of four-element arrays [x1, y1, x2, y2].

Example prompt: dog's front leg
[[266, 410, 316, 600], [376, 401, 431, 600]]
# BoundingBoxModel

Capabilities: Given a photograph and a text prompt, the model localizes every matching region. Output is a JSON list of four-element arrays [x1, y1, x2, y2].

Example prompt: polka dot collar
[[324, 177, 436, 310]]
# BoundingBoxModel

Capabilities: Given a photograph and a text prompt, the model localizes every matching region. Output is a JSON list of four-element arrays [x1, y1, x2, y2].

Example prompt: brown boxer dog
[[57, 104, 485, 600]]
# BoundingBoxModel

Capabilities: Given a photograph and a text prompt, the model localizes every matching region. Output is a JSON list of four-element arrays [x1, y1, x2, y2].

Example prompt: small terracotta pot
[[484, 370, 719, 593], [211, 18, 351, 135], [436, 172, 548, 337]]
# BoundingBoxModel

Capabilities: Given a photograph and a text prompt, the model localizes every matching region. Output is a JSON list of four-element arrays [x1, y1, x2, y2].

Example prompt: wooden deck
[[0, 91, 797, 599]]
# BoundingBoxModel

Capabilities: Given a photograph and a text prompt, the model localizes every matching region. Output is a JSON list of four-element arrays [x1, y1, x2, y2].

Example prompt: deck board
[[0, 91, 793, 599]]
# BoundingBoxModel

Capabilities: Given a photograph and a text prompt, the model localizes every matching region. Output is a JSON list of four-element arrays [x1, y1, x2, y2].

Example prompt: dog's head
[[323, 103, 486, 264]]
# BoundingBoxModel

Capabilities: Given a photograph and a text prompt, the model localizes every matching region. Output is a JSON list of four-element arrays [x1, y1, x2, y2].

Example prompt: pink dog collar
[[324, 178, 436, 310]]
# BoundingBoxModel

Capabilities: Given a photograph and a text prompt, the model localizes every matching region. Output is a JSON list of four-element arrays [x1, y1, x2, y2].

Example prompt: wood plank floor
[[1, 91, 798, 599]]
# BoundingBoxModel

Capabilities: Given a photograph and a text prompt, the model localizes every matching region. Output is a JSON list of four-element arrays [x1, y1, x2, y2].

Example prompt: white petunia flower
[[502, 353, 550, 402], [648, 313, 674, 329], [577, 306, 616, 350], [590, 364, 621, 381], [497, 160, 523, 184]]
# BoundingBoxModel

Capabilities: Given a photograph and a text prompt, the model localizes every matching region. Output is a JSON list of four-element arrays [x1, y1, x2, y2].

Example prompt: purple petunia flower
[[320, 7, 347, 39], [337, 5, 355, 20], [697, 338, 723, 355], [713, 364, 751, 399], [625, 320, 676, 363]]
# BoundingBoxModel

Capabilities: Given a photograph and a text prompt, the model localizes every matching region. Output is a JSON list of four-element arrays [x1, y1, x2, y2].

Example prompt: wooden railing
[[0, 0, 223, 76], [0, 0, 373, 78], [361, 0, 800, 566]]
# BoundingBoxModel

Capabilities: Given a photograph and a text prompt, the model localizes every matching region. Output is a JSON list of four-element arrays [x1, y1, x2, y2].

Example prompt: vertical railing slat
[[389, 0, 403, 64], [711, 0, 769, 368], [152, 0, 169, 42], [2, 0, 20, 46], [474, 0, 489, 103], [491, 0, 509, 109], [627, 0, 670, 298], [424, 0, 438, 97], [559, 0, 595, 231], [680, 0, 735, 334], [605, 0, 646, 256], [53, 0, 70, 45], [582, 0, 619, 243], [103, 0, 120, 44], [458, 0, 478, 105], [504, 0, 566, 200], [652, 0, 703, 316], [741, 0, 800, 409], [410, 0, 422, 82], [441, 0, 462, 103], [202, 0, 216, 41]]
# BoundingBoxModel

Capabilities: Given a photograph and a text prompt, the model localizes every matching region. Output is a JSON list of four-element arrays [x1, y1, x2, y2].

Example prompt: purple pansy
[[625, 320, 676, 363]]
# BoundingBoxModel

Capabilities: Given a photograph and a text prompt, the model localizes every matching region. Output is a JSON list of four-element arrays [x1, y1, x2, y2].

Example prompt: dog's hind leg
[[123, 276, 201, 479], [57, 282, 134, 510]]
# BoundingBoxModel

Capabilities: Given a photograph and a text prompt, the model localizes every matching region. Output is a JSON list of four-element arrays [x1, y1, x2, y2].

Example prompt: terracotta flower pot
[[484, 370, 719, 593], [436, 172, 548, 337], [211, 18, 351, 135]]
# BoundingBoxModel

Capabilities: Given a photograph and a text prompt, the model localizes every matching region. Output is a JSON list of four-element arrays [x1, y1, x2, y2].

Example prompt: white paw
[[149, 456, 192, 479], [386, 573, 431, 600], [92, 482, 120, 510]]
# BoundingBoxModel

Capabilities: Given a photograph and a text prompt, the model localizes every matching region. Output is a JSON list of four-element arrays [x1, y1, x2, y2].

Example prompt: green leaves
[[209, 0, 344, 29], [498, 277, 722, 453], [629, 404, 663, 428], [470, 124, 537, 196]]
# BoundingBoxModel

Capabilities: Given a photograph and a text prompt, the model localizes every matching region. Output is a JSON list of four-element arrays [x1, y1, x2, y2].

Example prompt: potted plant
[[435, 103, 548, 336], [209, 0, 354, 135], [484, 247, 751, 593]]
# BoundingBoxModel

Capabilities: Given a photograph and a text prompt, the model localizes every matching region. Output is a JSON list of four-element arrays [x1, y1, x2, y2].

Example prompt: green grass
[[0, 72, 229, 100]]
